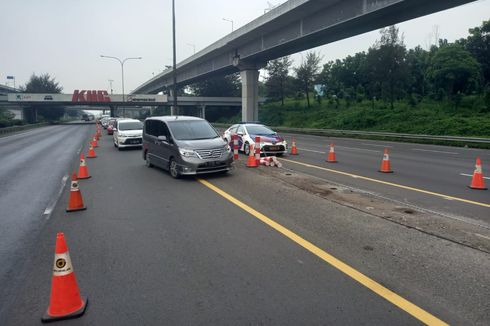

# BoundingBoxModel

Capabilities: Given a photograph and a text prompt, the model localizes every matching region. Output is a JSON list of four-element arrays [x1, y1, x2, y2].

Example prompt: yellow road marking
[[280, 158, 490, 208], [198, 178, 448, 326]]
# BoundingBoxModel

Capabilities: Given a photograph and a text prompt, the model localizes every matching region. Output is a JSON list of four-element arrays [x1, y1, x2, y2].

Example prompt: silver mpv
[[143, 116, 233, 178]]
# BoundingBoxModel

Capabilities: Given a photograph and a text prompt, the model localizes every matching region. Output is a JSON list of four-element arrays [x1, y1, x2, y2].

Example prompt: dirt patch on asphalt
[[252, 165, 490, 254]]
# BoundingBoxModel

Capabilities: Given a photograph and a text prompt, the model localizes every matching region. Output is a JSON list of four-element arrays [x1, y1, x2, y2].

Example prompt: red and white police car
[[223, 122, 288, 156]]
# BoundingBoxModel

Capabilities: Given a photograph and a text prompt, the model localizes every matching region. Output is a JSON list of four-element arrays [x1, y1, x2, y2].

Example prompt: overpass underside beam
[[240, 69, 259, 122]]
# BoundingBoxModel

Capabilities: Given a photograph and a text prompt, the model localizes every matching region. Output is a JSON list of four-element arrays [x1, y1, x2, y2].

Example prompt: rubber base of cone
[[87, 156, 97, 159], [468, 185, 487, 190], [77, 175, 91, 180], [66, 206, 87, 212], [42, 296, 88, 323], [327, 160, 337, 163], [378, 170, 394, 173]]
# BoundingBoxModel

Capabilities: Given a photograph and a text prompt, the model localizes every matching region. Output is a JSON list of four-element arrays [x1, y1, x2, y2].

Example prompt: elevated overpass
[[0, 90, 252, 121], [132, 0, 476, 121]]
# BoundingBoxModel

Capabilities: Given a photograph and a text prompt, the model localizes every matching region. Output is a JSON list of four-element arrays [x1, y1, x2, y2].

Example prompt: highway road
[[0, 126, 489, 325], [277, 132, 490, 227], [0, 124, 93, 317]]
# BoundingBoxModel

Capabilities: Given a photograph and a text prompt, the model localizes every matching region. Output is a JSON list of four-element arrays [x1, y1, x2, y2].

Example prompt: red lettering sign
[[72, 90, 111, 103]]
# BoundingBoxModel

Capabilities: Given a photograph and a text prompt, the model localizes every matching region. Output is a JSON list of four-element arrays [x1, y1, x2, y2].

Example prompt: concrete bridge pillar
[[240, 69, 259, 122], [22, 107, 37, 123], [200, 105, 206, 119], [233, 57, 265, 122]]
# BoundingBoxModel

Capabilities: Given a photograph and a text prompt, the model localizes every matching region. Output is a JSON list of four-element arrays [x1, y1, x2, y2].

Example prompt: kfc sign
[[72, 90, 111, 103]]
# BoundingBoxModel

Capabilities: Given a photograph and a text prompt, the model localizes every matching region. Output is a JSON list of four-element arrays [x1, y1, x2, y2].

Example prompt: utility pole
[[172, 0, 178, 115]]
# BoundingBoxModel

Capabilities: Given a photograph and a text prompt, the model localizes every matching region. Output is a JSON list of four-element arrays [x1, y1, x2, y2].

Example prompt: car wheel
[[145, 153, 153, 168], [169, 158, 180, 179], [244, 142, 250, 156]]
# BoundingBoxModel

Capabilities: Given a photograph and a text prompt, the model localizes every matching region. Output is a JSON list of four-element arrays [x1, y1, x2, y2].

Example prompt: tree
[[19, 73, 64, 121], [426, 44, 480, 100], [365, 26, 409, 109], [188, 73, 240, 97], [406, 46, 430, 98], [458, 20, 490, 87], [265, 56, 292, 105], [318, 52, 368, 102], [294, 51, 322, 108]]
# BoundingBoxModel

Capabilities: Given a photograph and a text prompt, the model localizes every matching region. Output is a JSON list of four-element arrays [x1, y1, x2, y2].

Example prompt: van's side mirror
[[157, 135, 167, 141]]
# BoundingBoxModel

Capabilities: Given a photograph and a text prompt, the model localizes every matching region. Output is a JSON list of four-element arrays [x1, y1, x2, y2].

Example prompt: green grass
[[257, 96, 490, 137]]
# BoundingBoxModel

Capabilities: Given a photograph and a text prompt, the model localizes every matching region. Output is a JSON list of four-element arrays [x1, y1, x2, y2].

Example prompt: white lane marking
[[297, 147, 326, 154], [337, 145, 381, 153], [362, 143, 394, 148], [460, 173, 490, 180], [43, 174, 69, 220], [475, 233, 490, 241], [412, 148, 458, 155], [299, 145, 380, 154]]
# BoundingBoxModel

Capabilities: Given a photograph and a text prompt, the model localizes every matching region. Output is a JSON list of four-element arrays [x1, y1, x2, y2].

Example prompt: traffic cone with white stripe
[[87, 145, 97, 158], [247, 144, 258, 168], [77, 154, 91, 179], [90, 136, 98, 148], [290, 138, 298, 155], [379, 148, 393, 173], [327, 143, 337, 163], [66, 173, 86, 212], [42, 232, 88, 322], [469, 157, 487, 190]]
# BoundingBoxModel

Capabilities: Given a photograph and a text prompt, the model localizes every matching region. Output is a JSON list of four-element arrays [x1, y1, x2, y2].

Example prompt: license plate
[[268, 146, 280, 151], [130, 140, 140, 144]]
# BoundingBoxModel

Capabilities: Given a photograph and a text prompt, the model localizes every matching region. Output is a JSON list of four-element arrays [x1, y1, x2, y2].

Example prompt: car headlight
[[179, 148, 197, 158]]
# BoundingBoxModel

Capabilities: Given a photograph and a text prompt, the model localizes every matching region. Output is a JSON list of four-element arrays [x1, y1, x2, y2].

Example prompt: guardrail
[[0, 123, 49, 136], [212, 124, 490, 145]]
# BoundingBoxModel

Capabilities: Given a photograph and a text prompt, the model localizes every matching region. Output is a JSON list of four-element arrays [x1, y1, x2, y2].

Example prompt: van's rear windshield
[[167, 120, 219, 140], [119, 121, 143, 131]]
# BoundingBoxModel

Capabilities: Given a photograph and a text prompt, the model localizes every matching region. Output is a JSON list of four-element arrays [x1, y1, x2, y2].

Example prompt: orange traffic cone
[[247, 144, 258, 168], [379, 148, 393, 173], [42, 232, 87, 322], [66, 173, 86, 212], [90, 136, 98, 148], [327, 143, 337, 163], [77, 154, 91, 179], [290, 138, 298, 155], [87, 145, 97, 158], [469, 157, 487, 190]]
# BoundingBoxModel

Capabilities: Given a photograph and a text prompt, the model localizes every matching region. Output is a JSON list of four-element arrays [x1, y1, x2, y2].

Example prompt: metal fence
[[0, 123, 49, 136], [213, 124, 490, 145]]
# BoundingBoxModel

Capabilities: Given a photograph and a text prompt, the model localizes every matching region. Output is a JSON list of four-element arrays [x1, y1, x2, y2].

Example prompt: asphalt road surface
[[277, 132, 490, 226], [1, 126, 489, 325], [0, 124, 93, 318]]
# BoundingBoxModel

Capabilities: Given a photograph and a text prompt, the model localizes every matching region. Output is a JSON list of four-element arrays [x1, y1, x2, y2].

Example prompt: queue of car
[[97, 116, 286, 179]]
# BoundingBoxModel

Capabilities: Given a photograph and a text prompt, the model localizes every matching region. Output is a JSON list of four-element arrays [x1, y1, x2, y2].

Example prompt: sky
[[0, 0, 489, 94]]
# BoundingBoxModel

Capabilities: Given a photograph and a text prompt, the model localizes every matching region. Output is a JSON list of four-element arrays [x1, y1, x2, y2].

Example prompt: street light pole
[[6, 75, 15, 90], [172, 0, 178, 116], [100, 55, 142, 105], [222, 18, 234, 32]]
